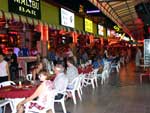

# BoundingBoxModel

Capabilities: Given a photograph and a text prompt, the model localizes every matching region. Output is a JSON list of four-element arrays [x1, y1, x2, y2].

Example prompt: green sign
[[8, 0, 41, 19]]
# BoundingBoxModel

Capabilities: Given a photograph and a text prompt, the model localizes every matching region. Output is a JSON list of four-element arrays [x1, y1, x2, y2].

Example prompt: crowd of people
[[0, 43, 143, 113]]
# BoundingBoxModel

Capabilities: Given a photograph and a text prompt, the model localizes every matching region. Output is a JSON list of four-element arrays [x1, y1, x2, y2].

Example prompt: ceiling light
[[28, 0, 32, 3], [86, 10, 100, 14]]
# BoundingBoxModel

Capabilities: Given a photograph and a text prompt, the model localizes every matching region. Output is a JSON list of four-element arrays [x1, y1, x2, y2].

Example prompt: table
[[78, 66, 93, 74], [0, 85, 37, 113], [0, 85, 36, 98]]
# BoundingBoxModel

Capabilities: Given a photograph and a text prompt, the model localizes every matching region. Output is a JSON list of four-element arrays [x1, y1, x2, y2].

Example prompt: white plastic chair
[[26, 74, 32, 81], [83, 69, 98, 89], [54, 79, 68, 113], [66, 76, 82, 104], [0, 100, 12, 113], [54, 91, 67, 113], [0, 81, 16, 112], [0, 81, 16, 88]]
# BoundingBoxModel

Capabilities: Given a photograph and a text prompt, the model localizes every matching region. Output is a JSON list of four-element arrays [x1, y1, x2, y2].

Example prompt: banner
[[8, 0, 41, 19]]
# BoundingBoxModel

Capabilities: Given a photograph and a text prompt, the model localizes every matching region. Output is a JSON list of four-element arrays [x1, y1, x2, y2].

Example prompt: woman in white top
[[17, 70, 55, 113], [0, 53, 10, 83]]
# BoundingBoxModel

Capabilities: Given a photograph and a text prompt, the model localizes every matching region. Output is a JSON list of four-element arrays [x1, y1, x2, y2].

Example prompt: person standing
[[0, 53, 10, 83], [9, 50, 18, 81], [135, 47, 142, 70]]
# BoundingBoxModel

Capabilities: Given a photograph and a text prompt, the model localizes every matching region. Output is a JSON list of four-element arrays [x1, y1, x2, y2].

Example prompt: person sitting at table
[[32, 61, 44, 81], [17, 70, 55, 113], [0, 53, 10, 83], [92, 58, 104, 69], [66, 57, 78, 87], [53, 63, 68, 99]]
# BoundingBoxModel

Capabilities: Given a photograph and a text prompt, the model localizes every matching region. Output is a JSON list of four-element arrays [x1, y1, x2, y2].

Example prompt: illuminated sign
[[113, 25, 121, 32], [98, 24, 104, 36], [61, 8, 75, 28], [85, 18, 93, 33], [8, 0, 41, 19]]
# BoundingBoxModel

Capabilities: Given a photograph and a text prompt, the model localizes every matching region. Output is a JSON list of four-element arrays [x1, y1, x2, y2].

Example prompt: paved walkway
[[62, 61, 150, 113]]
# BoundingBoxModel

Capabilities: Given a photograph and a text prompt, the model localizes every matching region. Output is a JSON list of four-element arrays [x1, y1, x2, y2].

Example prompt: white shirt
[[0, 60, 8, 77], [66, 65, 78, 83], [53, 73, 68, 92], [14, 47, 20, 57]]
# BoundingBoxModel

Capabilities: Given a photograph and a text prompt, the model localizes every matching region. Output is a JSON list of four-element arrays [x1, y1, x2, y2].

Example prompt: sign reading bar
[[85, 18, 93, 33], [8, 0, 41, 19]]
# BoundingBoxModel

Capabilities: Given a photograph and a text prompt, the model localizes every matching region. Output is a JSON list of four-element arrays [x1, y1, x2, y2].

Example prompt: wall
[[0, 1, 103, 36], [0, 0, 8, 11], [75, 15, 83, 31], [41, 1, 59, 25]]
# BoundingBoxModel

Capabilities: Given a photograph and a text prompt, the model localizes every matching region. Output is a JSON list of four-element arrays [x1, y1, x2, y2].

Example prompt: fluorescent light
[[86, 10, 100, 14], [29, 0, 32, 3]]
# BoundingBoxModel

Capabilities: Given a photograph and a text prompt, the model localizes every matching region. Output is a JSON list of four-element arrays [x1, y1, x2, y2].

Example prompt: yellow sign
[[85, 18, 93, 33], [113, 25, 121, 32]]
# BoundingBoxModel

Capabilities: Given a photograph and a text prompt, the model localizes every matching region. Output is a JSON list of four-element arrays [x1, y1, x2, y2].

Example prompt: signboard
[[144, 39, 150, 65], [98, 24, 104, 36], [8, 0, 41, 19], [60, 8, 75, 28], [85, 18, 93, 33]]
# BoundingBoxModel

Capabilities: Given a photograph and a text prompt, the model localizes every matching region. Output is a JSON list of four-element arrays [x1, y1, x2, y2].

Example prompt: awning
[[0, 10, 46, 26]]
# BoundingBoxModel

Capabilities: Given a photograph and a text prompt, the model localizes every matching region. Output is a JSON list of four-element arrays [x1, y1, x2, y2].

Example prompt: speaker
[[135, 2, 150, 25], [33, 31, 41, 41]]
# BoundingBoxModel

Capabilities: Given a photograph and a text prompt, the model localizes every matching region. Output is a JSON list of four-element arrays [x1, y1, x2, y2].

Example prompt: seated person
[[32, 61, 44, 81], [92, 58, 104, 69], [17, 70, 55, 113], [53, 64, 68, 99], [66, 57, 78, 89]]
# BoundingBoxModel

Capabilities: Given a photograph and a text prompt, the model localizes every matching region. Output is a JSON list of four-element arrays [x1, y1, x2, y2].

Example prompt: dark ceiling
[[45, 0, 150, 40]]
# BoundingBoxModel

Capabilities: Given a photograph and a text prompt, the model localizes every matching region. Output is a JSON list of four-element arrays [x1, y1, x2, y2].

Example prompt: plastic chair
[[83, 70, 97, 89], [0, 81, 16, 88], [66, 76, 82, 104], [54, 91, 67, 113], [0, 81, 16, 112], [0, 100, 12, 113], [54, 80, 68, 113], [26, 74, 32, 81]]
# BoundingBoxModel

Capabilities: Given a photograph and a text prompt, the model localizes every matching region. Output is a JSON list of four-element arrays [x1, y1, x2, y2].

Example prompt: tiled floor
[[60, 61, 150, 113], [6, 61, 150, 113]]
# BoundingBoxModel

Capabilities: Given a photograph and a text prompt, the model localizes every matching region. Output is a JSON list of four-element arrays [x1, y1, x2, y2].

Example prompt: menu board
[[98, 24, 104, 36], [60, 8, 75, 28], [144, 39, 150, 65]]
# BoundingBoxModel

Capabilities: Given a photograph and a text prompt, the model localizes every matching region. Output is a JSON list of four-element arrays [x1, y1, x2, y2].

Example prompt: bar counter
[[17, 56, 37, 76]]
